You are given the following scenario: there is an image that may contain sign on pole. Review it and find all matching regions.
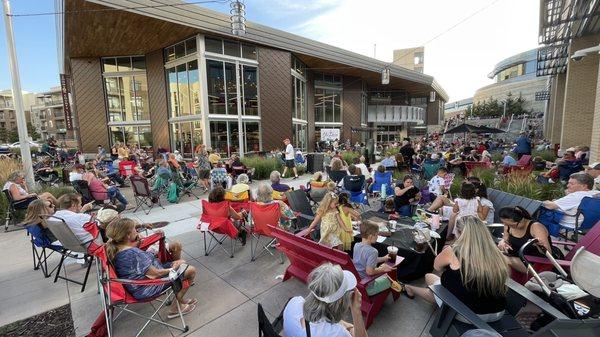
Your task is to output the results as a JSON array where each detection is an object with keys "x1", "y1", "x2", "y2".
[{"x1": 60, "y1": 74, "x2": 74, "y2": 130}]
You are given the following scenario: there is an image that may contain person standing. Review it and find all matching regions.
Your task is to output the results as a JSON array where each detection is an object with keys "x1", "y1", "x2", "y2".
[{"x1": 282, "y1": 138, "x2": 298, "y2": 179}]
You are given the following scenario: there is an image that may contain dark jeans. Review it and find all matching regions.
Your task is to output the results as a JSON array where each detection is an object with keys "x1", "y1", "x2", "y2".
[
  {"x1": 395, "y1": 204, "x2": 412, "y2": 217},
  {"x1": 107, "y1": 186, "x2": 128, "y2": 205},
  {"x1": 108, "y1": 172, "x2": 126, "y2": 186}
]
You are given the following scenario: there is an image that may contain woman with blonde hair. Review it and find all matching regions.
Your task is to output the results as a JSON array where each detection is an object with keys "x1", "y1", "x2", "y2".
[
  {"x1": 23, "y1": 199, "x2": 57, "y2": 243},
  {"x1": 306, "y1": 192, "x2": 345, "y2": 249},
  {"x1": 404, "y1": 216, "x2": 508, "y2": 322},
  {"x1": 3, "y1": 171, "x2": 57, "y2": 209},
  {"x1": 107, "y1": 218, "x2": 196, "y2": 318}
]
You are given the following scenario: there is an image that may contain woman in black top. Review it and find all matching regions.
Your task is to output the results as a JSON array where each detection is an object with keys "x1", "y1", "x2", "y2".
[
  {"x1": 498, "y1": 206, "x2": 553, "y2": 274},
  {"x1": 405, "y1": 216, "x2": 508, "y2": 321}
]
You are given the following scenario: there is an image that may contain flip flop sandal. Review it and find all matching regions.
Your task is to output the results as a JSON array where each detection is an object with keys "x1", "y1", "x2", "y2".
[
  {"x1": 182, "y1": 298, "x2": 198, "y2": 306},
  {"x1": 387, "y1": 276, "x2": 414, "y2": 299},
  {"x1": 167, "y1": 303, "x2": 196, "y2": 319}
]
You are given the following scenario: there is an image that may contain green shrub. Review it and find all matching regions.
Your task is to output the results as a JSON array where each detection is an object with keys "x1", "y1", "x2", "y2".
[
  {"x1": 470, "y1": 167, "x2": 497, "y2": 188},
  {"x1": 383, "y1": 147, "x2": 400, "y2": 157},
  {"x1": 491, "y1": 151, "x2": 503, "y2": 163},
  {"x1": 532, "y1": 149, "x2": 556, "y2": 162},
  {"x1": 38, "y1": 186, "x2": 76, "y2": 198},
  {"x1": 341, "y1": 151, "x2": 360, "y2": 164},
  {"x1": 242, "y1": 156, "x2": 280, "y2": 180}
]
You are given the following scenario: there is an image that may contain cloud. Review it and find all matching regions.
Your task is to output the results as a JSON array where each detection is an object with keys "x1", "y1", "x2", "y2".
[{"x1": 289, "y1": 0, "x2": 540, "y2": 101}]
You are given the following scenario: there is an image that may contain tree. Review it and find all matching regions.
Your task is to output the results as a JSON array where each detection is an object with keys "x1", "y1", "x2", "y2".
[
  {"x1": 0, "y1": 128, "x2": 7, "y2": 143},
  {"x1": 8, "y1": 130, "x2": 19, "y2": 143},
  {"x1": 27, "y1": 122, "x2": 40, "y2": 141},
  {"x1": 468, "y1": 93, "x2": 529, "y2": 118}
]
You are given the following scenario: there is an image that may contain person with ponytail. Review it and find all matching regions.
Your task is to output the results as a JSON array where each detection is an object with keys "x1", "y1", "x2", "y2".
[
  {"x1": 107, "y1": 218, "x2": 197, "y2": 319},
  {"x1": 498, "y1": 206, "x2": 553, "y2": 274}
]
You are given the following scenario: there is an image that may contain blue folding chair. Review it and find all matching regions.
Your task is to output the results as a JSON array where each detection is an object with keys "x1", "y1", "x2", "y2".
[
  {"x1": 370, "y1": 171, "x2": 393, "y2": 197},
  {"x1": 26, "y1": 224, "x2": 63, "y2": 278},
  {"x1": 423, "y1": 162, "x2": 442, "y2": 180},
  {"x1": 570, "y1": 197, "x2": 600, "y2": 241}
]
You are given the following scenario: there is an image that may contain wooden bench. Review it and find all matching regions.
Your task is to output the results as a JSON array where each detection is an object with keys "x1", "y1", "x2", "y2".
[
  {"x1": 269, "y1": 225, "x2": 403, "y2": 328},
  {"x1": 487, "y1": 188, "x2": 542, "y2": 223}
]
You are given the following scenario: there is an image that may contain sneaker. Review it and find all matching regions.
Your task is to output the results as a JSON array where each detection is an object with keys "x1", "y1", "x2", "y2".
[
  {"x1": 424, "y1": 209, "x2": 438, "y2": 216},
  {"x1": 293, "y1": 176, "x2": 298, "y2": 180}
]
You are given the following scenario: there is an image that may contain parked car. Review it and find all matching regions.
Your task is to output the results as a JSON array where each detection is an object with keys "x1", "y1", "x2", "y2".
[
  {"x1": 0, "y1": 144, "x2": 10, "y2": 154},
  {"x1": 9, "y1": 141, "x2": 40, "y2": 149}
]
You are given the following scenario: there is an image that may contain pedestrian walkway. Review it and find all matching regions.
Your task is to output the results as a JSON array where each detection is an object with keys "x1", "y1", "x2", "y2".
[{"x1": 0, "y1": 174, "x2": 436, "y2": 336}]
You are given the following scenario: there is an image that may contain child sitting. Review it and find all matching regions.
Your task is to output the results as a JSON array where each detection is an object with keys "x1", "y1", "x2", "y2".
[
  {"x1": 428, "y1": 167, "x2": 448, "y2": 200},
  {"x1": 306, "y1": 192, "x2": 344, "y2": 249},
  {"x1": 352, "y1": 220, "x2": 395, "y2": 295}
]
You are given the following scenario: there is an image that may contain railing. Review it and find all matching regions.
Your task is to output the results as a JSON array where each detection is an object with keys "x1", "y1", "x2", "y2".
[{"x1": 367, "y1": 105, "x2": 425, "y2": 124}]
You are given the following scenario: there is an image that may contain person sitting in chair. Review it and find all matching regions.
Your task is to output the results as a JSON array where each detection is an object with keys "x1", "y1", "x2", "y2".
[
  {"x1": 210, "y1": 162, "x2": 231, "y2": 189},
  {"x1": 53, "y1": 193, "x2": 96, "y2": 245},
  {"x1": 255, "y1": 183, "x2": 296, "y2": 230},
  {"x1": 270, "y1": 170, "x2": 291, "y2": 193},
  {"x1": 282, "y1": 263, "x2": 368, "y2": 337},
  {"x1": 3, "y1": 171, "x2": 57, "y2": 209},
  {"x1": 542, "y1": 173, "x2": 599, "y2": 231},
  {"x1": 394, "y1": 175, "x2": 420, "y2": 217},
  {"x1": 107, "y1": 218, "x2": 196, "y2": 319},
  {"x1": 23, "y1": 199, "x2": 58, "y2": 243}
]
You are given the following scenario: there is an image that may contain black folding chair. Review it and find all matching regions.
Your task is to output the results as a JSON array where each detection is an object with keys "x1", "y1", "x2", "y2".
[
  {"x1": 285, "y1": 189, "x2": 316, "y2": 232},
  {"x1": 258, "y1": 303, "x2": 282, "y2": 337},
  {"x1": 329, "y1": 170, "x2": 347, "y2": 187},
  {"x1": 71, "y1": 180, "x2": 106, "y2": 210},
  {"x1": 3, "y1": 189, "x2": 23, "y2": 232},
  {"x1": 44, "y1": 215, "x2": 96, "y2": 292},
  {"x1": 130, "y1": 175, "x2": 164, "y2": 215}
]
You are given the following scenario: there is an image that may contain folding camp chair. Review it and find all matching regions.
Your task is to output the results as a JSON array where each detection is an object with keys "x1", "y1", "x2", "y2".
[
  {"x1": 26, "y1": 224, "x2": 63, "y2": 278},
  {"x1": 285, "y1": 189, "x2": 316, "y2": 230},
  {"x1": 72, "y1": 180, "x2": 106, "y2": 207},
  {"x1": 423, "y1": 162, "x2": 442, "y2": 180},
  {"x1": 91, "y1": 233, "x2": 191, "y2": 337},
  {"x1": 44, "y1": 215, "x2": 96, "y2": 292},
  {"x1": 257, "y1": 303, "x2": 282, "y2": 337},
  {"x1": 370, "y1": 171, "x2": 393, "y2": 198},
  {"x1": 249, "y1": 202, "x2": 282, "y2": 262},
  {"x1": 118, "y1": 160, "x2": 137, "y2": 178},
  {"x1": 173, "y1": 170, "x2": 200, "y2": 201},
  {"x1": 3, "y1": 189, "x2": 23, "y2": 232},
  {"x1": 197, "y1": 200, "x2": 242, "y2": 258},
  {"x1": 329, "y1": 170, "x2": 347, "y2": 187},
  {"x1": 343, "y1": 175, "x2": 369, "y2": 210},
  {"x1": 564, "y1": 197, "x2": 600, "y2": 242},
  {"x1": 130, "y1": 175, "x2": 164, "y2": 215}
]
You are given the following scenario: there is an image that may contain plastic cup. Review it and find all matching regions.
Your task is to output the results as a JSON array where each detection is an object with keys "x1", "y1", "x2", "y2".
[
  {"x1": 388, "y1": 220, "x2": 397, "y2": 231},
  {"x1": 387, "y1": 246, "x2": 398, "y2": 263}
]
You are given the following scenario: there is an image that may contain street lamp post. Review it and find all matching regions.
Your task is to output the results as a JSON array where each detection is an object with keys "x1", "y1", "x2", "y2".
[{"x1": 2, "y1": 0, "x2": 35, "y2": 188}]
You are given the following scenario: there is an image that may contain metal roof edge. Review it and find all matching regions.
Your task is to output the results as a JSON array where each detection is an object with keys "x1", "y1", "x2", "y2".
[{"x1": 82, "y1": 0, "x2": 448, "y2": 101}]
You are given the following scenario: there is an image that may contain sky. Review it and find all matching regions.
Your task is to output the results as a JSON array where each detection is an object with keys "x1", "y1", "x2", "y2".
[{"x1": 0, "y1": 0, "x2": 540, "y2": 101}]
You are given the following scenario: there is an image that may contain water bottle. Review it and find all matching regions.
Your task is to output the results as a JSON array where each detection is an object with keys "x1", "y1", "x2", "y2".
[
  {"x1": 380, "y1": 183, "x2": 387, "y2": 200},
  {"x1": 431, "y1": 214, "x2": 440, "y2": 230}
]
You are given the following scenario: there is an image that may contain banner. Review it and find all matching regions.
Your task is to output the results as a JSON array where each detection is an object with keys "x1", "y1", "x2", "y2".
[
  {"x1": 320, "y1": 128, "x2": 340, "y2": 141},
  {"x1": 60, "y1": 74, "x2": 73, "y2": 130}
]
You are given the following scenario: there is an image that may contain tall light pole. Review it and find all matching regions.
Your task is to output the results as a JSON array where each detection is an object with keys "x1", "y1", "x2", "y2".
[{"x1": 2, "y1": 0, "x2": 35, "y2": 188}]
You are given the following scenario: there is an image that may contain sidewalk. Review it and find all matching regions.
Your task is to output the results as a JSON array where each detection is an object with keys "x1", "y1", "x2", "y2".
[{"x1": 0, "y1": 174, "x2": 436, "y2": 336}]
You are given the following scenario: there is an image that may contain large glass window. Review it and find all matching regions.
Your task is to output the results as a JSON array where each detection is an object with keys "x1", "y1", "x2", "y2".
[
  {"x1": 207, "y1": 59, "x2": 226, "y2": 114},
  {"x1": 245, "y1": 121, "x2": 260, "y2": 153},
  {"x1": 102, "y1": 56, "x2": 152, "y2": 148},
  {"x1": 166, "y1": 60, "x2": 200, "y2": 118},
  {"x1": 209, "y1": 120, "x2": 259, "y2": 156},
  {"x1": 292, "y1": 77, "x2": 306, "y2": 120},
  {"x1": 242, "y1": 66, "x2": 258, "y2": 116},
  {"x1": 314, "y1": 88, "x2": 341, "y2": 122},
  {"x1": 496, "y1": 63, "x2": 525, "y2": 82},
  {"x1": 164, "y1": 37, "x2": 197, "y2": 62},
  {"x1": 207, "y1": 60, "x2": 258, "y2": 116},
  {"x1": 110, "y1": 126, "x2": 153, "y2": 148},
  {"x1": 292, "y1": 123, "x2": 307, "y2": 152},
  {"x1": 205, "y1": 37, "x2": 257, "y2": 60},
  {"x1": 171, "y1": 121, "x2": 203, "y2": 158}
]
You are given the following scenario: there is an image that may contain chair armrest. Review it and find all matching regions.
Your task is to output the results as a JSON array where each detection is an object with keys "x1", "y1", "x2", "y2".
[
  {"x1": 550, "y1": 239, "x2": 577, "y2": 247},
  {"x1": 138, "y1": 232, "x2": 164, "y2": 250},
  {"x1": 295, "y1": 212, "x2": 315, "y2": 221},
  {"x1": 506, "y1": 279, "x2": 569, "y2": 319},
  {"x1": 429, "y1": 284, "x2": 495, "y2": 330},
  {"x1": 111, "y1": 276, "x2": 171, "y2": 286},
  {"x1": 523, "y1": 255, "x2": 572, "y2": 268}
]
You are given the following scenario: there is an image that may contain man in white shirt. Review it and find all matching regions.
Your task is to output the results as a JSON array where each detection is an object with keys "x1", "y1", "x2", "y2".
[
  {"x1": 282, "y1": 138, "x2": 298, "y2": 179},
  {"x1": 53, "y1": 193, "x2": 96, "y2": 244},
  {"x1": 69, "y1": 164, "x2": 85, "y2": 182},
  {"x1": 428, "y1": 167, "x2": 448, "y2": 199},
  {"x1": 543, "y1": 173, "x2": 599, "y2": 228}
]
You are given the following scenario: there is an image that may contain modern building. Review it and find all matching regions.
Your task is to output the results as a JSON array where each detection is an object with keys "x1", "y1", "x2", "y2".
[
  {"x1": 444, "y1": 98, "x2": 473, "y2": 118},
  {"x1": 0, "y1": 90, "x2": 35, "y2": 142},
  {"x1": 392, "y1": 47, "x2": 425, "y2": 73},
  {"x1": 537, "y1": 0, "x2": 600, "y2": 162},
  {"x1": 473, "y1": 49, "x2": 549, "y2": 115},
  {"x1": 56, "y1": 0, "x2": 447, "y2": 157},
  {"x1": 30, "y1": 87, "x2": 76, "y2": 143}
]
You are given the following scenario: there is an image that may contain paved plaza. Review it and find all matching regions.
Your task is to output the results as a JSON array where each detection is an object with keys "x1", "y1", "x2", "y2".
[{"x1": 0, "y1": 175, "x2": 436, "y2": 337}]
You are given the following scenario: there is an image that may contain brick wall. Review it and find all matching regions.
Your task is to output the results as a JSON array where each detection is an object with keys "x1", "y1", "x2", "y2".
[
  {"x1": 591, "y1": 65, "x2": 600, "y2": 162},
  {"x1": 70, "y1": 58, "x2": 109, "y2": 152},
  {"x1": 550, "y1": 73, "x2": 566, "y2": 145},
  {"x1": 258, "y1": 47, "x2": 292, "y2": 152},
  {"x1": 342, "y1": 76, "x2": 362, "y2": 142},
  {"x1": 560, "y1": 35, "x2": 600, "y2": 150},
  {"x1": 146, "y1": 49, "x2": 170, "y2": 150}
]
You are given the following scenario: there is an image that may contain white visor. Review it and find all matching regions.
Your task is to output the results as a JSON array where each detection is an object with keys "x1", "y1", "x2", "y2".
[{"x1": 311, "y1": 270, "x2": 357, "y2": 304}]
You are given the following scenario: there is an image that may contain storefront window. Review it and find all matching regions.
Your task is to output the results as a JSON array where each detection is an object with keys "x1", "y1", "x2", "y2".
[
  {"x1": 292, "y1": 77, "x2": 306, "y2": 120},
  {"x1": 171, "y1": 121, "x2": 202, "y2": 158},
  {"x1": 209, "y1": 120, "x2": 259, "y2": 156},
  {"x1": 166, "y1": 60, "x2": 200, "y2": 118},
  {"x1": 164, "y1": 37, "x2": 197, "y2": 62},
  {"x1": 292, "y1": 123, "x2": 307, "y2": 152},
  {"x1": 242, "y1": 66, "x2": 258, "y2": 116},
  {"x1": 110, "y1": 126, "x2": 153, "y2": 148},
  {"x1": 245, "y1": 121, "x2": 260, "y2": 153},
  {"x1": 314, "y1": 88, "x2": 341, "y2": 123}
]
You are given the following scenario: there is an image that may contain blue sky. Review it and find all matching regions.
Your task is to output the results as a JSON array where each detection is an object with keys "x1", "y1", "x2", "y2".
[{"x1": 0, "y1": 0, "x2": 539, "y2": 100}]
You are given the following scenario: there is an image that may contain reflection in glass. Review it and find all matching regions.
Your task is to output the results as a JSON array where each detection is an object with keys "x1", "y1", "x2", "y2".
[
  {"x1": 225, "y1": 62, "x2": 237, "y2": 115},
  {"x1": 188, "y1": 61, "x2": 201, "y2": 115},
  {"x1": 177, "y1": 64, "x2": 190, "y2": 117},
  {"x1": 185, "y1": 38, "x2": 197, "y2": 55},
  {"x1": 229, "y1": 121, "x2": 239, "y2": 154},
  {"x1": 293, "y1": 123, "x2": 307, "y2": 152},
  {"x1": 207, "y1": 60, "x2": 225, "y2": 114},
  {"x1": 117, "y1": 57, "x2": 131, "y2": 72},
  {"x1": 314, "y1": 88, "x2": 341, "y2": 122},
  {"x1": 132, "y1": 57, "x2": 145, "y2": 71},
  {"x1": 174, "y1": 42, "x2": 186, "y2": 59},
  {"x1": 205, "y1": 37, "x2": 222, "y2": 54},
  {"x1": 168, "y1": 67, "x2": 179, "y2": 118},
  {"x1": 242, "y1": 66, "x2": 258, "y2": 115},
  {"x1": 210, "y1": 121, "x2": 228, "y2": 154},
  {"x1": 224, "y1": 40, "x2": 240, "y2": 57},
  {"x1": 132, "y1": 76, "x2": 149, "y2": 120},
  {"x1": 244, "y1": 121, "x2": 260, "y2": 153},
  {"x1": 103, "y1": 58, "x2": 118, "y2": 72},
  {"x1": 138, "y1": 126, "x2": 152, "y2": 147},
  {"x1": 242, "y1": 44, "x2": 257, "y2": 60}
]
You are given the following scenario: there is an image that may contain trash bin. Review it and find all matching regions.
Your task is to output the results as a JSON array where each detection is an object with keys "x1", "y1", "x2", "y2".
[{"x1": 307, "y1": 153, "x2": 324, "y2": 174}]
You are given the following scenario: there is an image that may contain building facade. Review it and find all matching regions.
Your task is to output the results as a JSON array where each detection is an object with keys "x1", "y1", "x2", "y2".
[
  {"x1": 537, "y1": 0, "x2": 600, "y2": 162},
  {"x1": 444, "y1": 97, "x2": 473, "y2": 119},
  {"x1": 392, "y1": 47, "x2": 424, "y2": 73},
  {"x1": 0, "y1": 90, "x2": 35, "y2": 143},
  {"x1": 30, "y1": 87, "x2": 76, "y2": 143},
  {"x1": 473, "y1": 49, "x2": 549, "y2": 115},
  {"x1": 57, "y1": 0, "x2": 447, "y2": 157}
]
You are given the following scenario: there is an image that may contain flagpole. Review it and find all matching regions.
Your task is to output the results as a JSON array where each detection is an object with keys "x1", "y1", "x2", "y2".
[{"x1": 2, "y1": 0, "x2": 35, "y2": 188}]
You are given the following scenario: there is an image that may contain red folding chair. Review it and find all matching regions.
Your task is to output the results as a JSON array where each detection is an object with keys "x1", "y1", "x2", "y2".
[
  {"x1": 118, "y1": 160, "x2": 137, "y2": 178},
  {"x1": 249, "y1": 202, "x2": 282, "y2": 262},
  {"x1": 197, "y1": 200, "x2": 242, "y2": 258},
  {"x1": 89, "y1": 232, "x2": 190, "y2": 337}
]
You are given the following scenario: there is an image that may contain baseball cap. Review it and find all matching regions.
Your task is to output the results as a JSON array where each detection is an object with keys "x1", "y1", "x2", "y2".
[
  {"x1": 310, "y1": 270, "x2": 357, "y2": 303},
  {"x1": 96, "y1": 208, "x2": 119, "y2": 224},
  {"x1": 587, "y1": 162, "x2": 600, "y2": 170}
]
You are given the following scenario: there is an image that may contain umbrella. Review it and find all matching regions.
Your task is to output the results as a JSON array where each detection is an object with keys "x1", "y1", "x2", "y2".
[
  {"x1": 443, "y1": 123, "x2": 485, "y2": 134},
  {"x1": 477, "y1": 125, "x2": 505, "y2": 134}
]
